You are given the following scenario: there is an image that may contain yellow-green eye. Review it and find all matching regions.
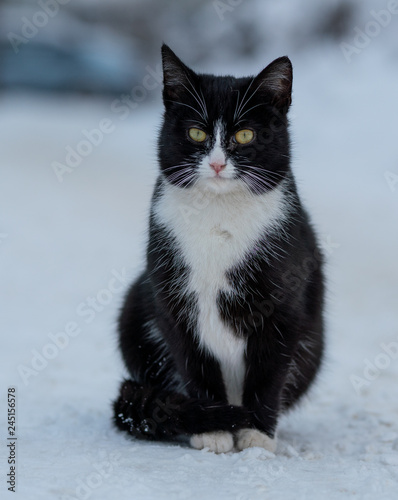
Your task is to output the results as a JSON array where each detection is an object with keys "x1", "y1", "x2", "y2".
[
  {"x1": 235, "y1": 129, "x2": 254, "y2": 145},
  {"x1": 188, "y1": 127, "x2": 207, "y2": 143}
]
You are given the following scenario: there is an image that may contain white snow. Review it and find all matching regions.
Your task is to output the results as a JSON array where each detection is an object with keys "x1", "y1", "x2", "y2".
[{"x1": 1, "y1": 34, "x2": 398, "y2": 500}]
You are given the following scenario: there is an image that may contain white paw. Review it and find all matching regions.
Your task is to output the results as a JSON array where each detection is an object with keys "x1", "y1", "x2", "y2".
[
  {"x1": 190, "y1": 431, "x2": 234, "y2": 453},
  {"x1": 236, "y1": 429, "x2": 277, "y2": 452}
]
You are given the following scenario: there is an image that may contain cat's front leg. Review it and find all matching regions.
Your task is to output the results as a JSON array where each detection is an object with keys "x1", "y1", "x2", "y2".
[
  {"x1": 235, "y1": 329, "x2": 295, "y2": 453},
  {"x1": 183, "y1": 349, "x2": 236, "y2": 453},
  {"x1": 234, "y1": 396, "x2": 279, "y2": 453},
  {"x1": 235, "y1": 428, "x2": 277, "y2": 453},
  {"x1": 190, "y1": 431, "x2": 234, "y2": 454}
]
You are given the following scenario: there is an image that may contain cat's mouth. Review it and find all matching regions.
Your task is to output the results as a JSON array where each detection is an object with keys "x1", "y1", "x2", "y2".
[
  {"x1": 206, "y1": 168, "x2": 234, "y2": 182},
  {"x1": 198, "y1": 175, "x2": 241, "y2": 194},
  {"x1": 210, "y1": 174, "x2": 228, "y2": 181}
]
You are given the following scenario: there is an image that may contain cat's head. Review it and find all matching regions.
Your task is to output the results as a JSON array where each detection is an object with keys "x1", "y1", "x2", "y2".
[{"x1": 158, "y1": 44, "x2": 292, "y2": 195}]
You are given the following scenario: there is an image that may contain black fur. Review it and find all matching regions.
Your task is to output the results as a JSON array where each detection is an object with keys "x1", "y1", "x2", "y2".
[{"x1": 113, "y1": 45, "x2": 324, "y2": 445}]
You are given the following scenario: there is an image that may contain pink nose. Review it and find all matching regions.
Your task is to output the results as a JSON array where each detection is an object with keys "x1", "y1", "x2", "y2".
[{"x1": 210, "y1": 161, "x2": 226, "y2": 174}]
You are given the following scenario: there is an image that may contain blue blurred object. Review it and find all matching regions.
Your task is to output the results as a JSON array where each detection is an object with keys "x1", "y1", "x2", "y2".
[
  {"x1": 0, "y1": 41, "x2": 141, "y2": 94},
  {"x1": 0, "y1": 1, "x2": 142, "y2": 95}
]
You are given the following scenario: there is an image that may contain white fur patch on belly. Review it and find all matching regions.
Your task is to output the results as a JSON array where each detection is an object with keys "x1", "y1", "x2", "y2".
[{"x1": 154, "y1": 179, "x2": 287, "y2": 405}]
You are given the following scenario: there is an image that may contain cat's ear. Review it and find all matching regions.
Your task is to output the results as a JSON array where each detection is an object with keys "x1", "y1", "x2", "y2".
[
  {"x1": 161, "y1": 44, "x2": 197, "y2": 103},
  {"x1": 254, "y1": 56, "x2": 293, "y2": 111}
]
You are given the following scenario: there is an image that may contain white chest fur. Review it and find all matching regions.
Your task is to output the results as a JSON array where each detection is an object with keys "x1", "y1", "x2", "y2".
[{"x1": 154, "y1": 180, "x2": 286, "y2": 405}]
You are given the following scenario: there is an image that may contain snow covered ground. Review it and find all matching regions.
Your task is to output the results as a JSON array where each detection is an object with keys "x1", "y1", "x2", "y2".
[{"x1": 1, "y1": 36, "x2": 398, "y2": 500}]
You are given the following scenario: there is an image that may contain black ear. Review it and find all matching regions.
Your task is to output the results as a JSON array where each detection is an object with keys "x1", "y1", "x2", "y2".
[
  {"x1": 254, "y1": 56, "x2": 293, "y2": 110},
  {"x1": 161, "y1": 44, "x2": 197, "y2": 102}
]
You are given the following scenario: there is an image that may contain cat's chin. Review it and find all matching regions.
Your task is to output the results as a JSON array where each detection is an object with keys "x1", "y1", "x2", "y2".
[{"x1": 196, "y1": 176, "x2": 242, "y2": 195}]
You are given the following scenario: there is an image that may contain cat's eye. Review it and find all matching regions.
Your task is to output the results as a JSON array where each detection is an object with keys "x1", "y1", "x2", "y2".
[
  {"x1": 235, "y1": 129, "x2": 254, "y2": 145},
  {"x1": 188, "y1": 127, "x2": 207, "y2": 143}
]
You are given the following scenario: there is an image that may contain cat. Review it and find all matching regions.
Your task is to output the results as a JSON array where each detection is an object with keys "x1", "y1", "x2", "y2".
[{"x1": 113, "y1": 44, "x2": 325, "y2": 454}]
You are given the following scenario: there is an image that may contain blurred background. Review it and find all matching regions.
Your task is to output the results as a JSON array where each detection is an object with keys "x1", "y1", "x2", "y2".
[
  {"x1": 2, "y1": 0, "x2": 396, "y2": 93},
  {"x1": 1, "y1": 1, "x2": 398, "y2": 496}
]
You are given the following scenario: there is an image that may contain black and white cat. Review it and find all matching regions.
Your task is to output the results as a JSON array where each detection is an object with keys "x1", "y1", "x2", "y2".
[{"x1": 113, "y1": 45, "x2": 324, "y2": 453}]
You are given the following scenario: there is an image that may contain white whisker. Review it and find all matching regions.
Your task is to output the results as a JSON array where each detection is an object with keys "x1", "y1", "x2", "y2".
[
  {"x1": 233, "y1": 90, "x2": 241, "y2": 123},
  {"x1": 166, "y1": 100, "x2": 206, "y2": 121},
  {"x1": 235, "y1": 81, "x2": 264, "y2": 123},
  {"x1": 236, "y1": 164, "x2": 286, "y2": 180},
  {"x1": 198, "y1": 88, "x2": 209, "y2": 121},
  {"x1": 236, "y1": 102, "x2": 266, "y2": 121},
  {"x1": 243, "y1": 171, "x2": 275, "y2": 194},
  {"x1": 163, "y1": 163, "x2": 196, "y2": 172},
  {"x1": 234, "y1": 77, "x2": 255, "y2": 122},
  {"x1": 186, "y1": 120, "x2": 207, "y2": 128},
  {"x1": 181, "y1": 81, "x2": 208, "y2": 122}
]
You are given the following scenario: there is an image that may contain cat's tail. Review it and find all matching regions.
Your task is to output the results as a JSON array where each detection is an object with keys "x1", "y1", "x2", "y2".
[{"x1": 113, "y1": 379, "x2": 251, "y2": 440}]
